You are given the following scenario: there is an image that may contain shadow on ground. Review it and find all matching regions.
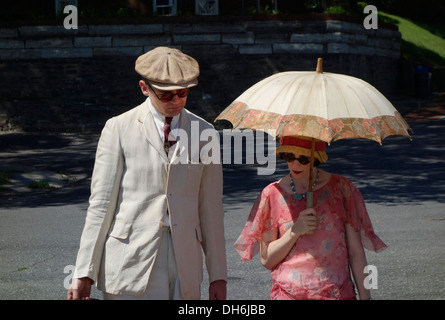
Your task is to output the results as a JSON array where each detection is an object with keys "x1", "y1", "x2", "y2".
[
  {"x1": 1, "y1": 118, "x2": 444, "y2": 209},
  {"x1": 223, "y1": 119, "x2": 445, "y2": 206}
]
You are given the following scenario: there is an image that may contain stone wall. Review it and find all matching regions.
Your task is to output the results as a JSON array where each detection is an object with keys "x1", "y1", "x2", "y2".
[{"x1": 0, "y1": 17, "x2": 401, "y2": 133}]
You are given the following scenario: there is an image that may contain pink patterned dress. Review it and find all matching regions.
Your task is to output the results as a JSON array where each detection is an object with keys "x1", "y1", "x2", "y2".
[{"x1": 234, "y1": 174, "x2": 387, "y2": 300}]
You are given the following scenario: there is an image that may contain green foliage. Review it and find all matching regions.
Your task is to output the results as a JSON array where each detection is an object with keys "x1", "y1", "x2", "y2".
[
  {"x1": 379, "y1": 11, "x2": 445, "y2": 66},
  {"x1": 28, "y1": 180, "x2": 51, "y2": 189},
  {"x1": 246, "y1": 5, "x2": 280, "y2": 15},
  {"x1": 0, "y1": 171, "x2": 10, "y2": 185},
  {"x1": 324, "y1": 6, "x2": 348, "y2": 14}
]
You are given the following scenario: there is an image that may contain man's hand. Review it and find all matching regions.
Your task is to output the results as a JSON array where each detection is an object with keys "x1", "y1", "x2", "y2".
[
  {"x1": 67, "y1": 277, "x2": 93, "y2": 300},
  {"x1": 209, "y1": 279, "x2": 227, "y2": 300}
]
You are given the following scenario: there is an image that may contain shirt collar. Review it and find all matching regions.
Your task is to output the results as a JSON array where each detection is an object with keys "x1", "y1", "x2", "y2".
[{"x1": 147, "y1": 99, "x2": 180, "y2": 129}]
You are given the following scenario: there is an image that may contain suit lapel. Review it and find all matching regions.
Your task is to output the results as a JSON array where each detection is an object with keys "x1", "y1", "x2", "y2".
[{"x1": 137, "y1": 100, "x2": 169, "y2": 162}]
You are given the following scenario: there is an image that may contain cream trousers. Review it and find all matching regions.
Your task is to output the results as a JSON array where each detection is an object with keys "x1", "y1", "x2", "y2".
[{"x1": 102, "y1": 228, "x2": 182, "y2": 300}]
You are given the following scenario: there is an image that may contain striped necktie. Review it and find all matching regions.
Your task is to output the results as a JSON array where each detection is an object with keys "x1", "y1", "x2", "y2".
[{"x1": 163, "y1": 117, "x2": 176, "y2": 153}]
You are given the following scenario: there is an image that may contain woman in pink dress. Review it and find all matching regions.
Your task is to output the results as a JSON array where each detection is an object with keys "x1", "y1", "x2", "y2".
[{"x1": 234, "y1": 136, "x2": 387, "y2": 300}]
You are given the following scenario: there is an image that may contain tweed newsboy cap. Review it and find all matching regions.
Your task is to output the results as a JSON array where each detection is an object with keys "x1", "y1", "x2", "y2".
[{"x1": 135, "y1": 47, "x2": 200, "y2": 90}]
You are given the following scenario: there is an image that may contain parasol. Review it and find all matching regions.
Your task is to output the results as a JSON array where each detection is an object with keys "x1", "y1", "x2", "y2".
[{"x1": 216, "y1": 58, "x2": 412, "y2": 209}]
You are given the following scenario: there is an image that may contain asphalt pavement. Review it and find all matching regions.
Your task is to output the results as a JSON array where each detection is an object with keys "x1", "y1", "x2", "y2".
[{"x1": 1, "y1": 96, "x2": 444, "y2": 300}]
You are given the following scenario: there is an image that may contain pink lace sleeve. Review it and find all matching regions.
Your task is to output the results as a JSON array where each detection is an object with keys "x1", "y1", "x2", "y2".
[
  {"x1": 339, "y1": 177, "x2": 387, "y2": 252},
  {"x1": 234, "y1": 184, "x2": 278, "y2": 260}
]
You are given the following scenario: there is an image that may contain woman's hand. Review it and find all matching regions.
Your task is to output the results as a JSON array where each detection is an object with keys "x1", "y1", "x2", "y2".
[
  {"x1": 260, "y1": 208, "x2": 317, "y2": 270},
  {"x1": 291, "y1": 208, "x2": 317, "y2": 237}
]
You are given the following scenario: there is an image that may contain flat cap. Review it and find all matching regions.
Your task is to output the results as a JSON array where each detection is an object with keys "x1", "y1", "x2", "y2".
[{"x1": 135, "y1": 47, "x2": 200, "y2": 90}]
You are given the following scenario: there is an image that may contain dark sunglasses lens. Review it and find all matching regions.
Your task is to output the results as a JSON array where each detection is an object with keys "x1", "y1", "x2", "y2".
[
  {"x1": 283, "y1": 153, "x2": 296, "y2": 162},
  {"x1": 282, "y1": 153, "x2": 310, "y2": 164},
  {"x1": 160, "y1": 89, "x2": 189, "y2": 102},
  {"x1": 298, "y1": 156, "x2": 310, "y2": 165},
  {"x1": 177, "y1": 89, "x2": 189, "y2": 97},
  {"x1": 160, "y1": 93, "x2": 174, "y2": 102}
]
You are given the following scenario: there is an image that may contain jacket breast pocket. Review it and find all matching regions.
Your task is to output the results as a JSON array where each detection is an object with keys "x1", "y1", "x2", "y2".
[{"x1": 103, "y1": 219, "x2": 131, "y2": 280}]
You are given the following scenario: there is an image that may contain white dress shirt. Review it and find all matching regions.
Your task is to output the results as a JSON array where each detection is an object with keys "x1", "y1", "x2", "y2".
[{"x1": 147, "y1": 99, "x2": 180, "y2": 143}]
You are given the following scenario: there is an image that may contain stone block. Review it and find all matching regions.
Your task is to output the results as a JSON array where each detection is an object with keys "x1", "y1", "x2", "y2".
[
  {"x1": 222, "y1": 32, "x2": 254, "y2": 45},
  {"x1": 0, "y1": 28, "x2": 18, "y2": 38},
  {"x1": 164, "y1": 24, "x2": 194, "y2": 34},
  {"x1": 89, "y1": 24, "x2": 163, "y2": 35},
  {"x1": 327, "y1": 43, "x2": 350, "y2": 54},
  {"x1": 375, "y1": 47, "x2": 399, "y2": 58},
  {"x1": 246, "y1": 20, "x2": 302, "y2": 33},
  {"x1": 273, "y1": 43, "x2": 323, "y2": 54},
  {"x1": 295, "y1": 20, "x2": 327, "y2": 33},
  {"x1": 143, "y1": 45, "x2": 182, "y2": 53},
  {"x1": 74, "y1": 37, "x2": 112, "y2": 48},
  {"x1": 19, "y1": 25, "x2": 88, "y2": 36},
  {"x1": 377, "y1": 38, "x2": 394, "y2": 49},
  {"x1": 0, "y1": 49, "x2": 41, "y2": 60},
  {"x1": 349, "y1": 45, "x2": 375, "y2": 56},
  {"x1": 191, "y1": 22, "x2": 246, "y2": 33},
  {"x1": 173, "y1": 34, "x2": 221, "y2": 45},
  {"x1": 26, "y1": 38, "x2": 73, "y2": 49},
  {"x1": 326, "y1": 20, "x2": 364, "y2": 34},
  {"x1": 291, "y1": 33, "x2": 342, "y2": 43},
  {"x1": 340, "y1": 33, "x2": 368, "y2": 44},
  {"x1": 255, "y1": 32, "x2": 288, "y2": 44},
  {"x1": 112, "y1": 35, "x2": 171, "y2": 47},
  {"x1": 0, "y1": 39, "x2": 24, "y2": 49},
  {"x1": 181, "y1": 44, "x2": 236, "y2": 56},
  {"x1": 93, "y1": 47, "x2": 143, "y2": 56},
  {"x1": 41, "y1": 48, "x2": 92, "y2": 59},
  {"x1": 239, "y1": 44, "x2": 272, "y2": 55}
]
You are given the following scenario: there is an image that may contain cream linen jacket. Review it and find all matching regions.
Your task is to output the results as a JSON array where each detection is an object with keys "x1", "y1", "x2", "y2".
[{"x1": 73, "y1": 99, "x2": 227, "y2": 299}]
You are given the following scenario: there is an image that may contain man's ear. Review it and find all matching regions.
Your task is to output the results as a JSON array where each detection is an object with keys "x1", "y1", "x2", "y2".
[{"x1": 139, "y1": 80, "x2": 149, "y2": 96}]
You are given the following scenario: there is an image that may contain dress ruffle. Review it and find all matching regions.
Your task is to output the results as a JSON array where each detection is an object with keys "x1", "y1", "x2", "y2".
[
  {"x1": 233, "y1": 192, "x2": 272, "y2": 261},
  {"x1": 336, "y1": 177, "x2": 387, "y2": 253}
]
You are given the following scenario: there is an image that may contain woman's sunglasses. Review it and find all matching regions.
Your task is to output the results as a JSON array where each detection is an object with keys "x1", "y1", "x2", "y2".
[
  {"x1": 280, "y1": 153, "x2": 311, "y2": 165},
  {"x1": 147, "y1": 82, "x2": 190, "y2": 103}
]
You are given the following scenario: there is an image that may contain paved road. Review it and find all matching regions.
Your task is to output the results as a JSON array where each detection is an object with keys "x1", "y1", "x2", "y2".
[{"x1": 1, "y1": 116, "x2": 444, "y2": 300}]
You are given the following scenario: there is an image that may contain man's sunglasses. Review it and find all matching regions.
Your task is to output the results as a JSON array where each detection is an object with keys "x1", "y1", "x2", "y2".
[
  {"x1": 147, "y1": 82, "x2": 190, "y2": 103},
  {"x1": 280, "y1": 153, "x2": 311, "y2": 165}
]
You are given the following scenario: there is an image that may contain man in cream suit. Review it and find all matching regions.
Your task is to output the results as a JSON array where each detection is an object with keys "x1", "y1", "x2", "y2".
[{"x1": 67, "y1": 47, "x2": 227, "y2": 300}]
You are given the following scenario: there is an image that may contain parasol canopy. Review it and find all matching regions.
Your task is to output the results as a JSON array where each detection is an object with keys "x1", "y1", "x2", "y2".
[
  {"x1": 215, "y1": 58, "x2": 412, "y2": 144},
  {"x1": 216, "y1": 58, "x2": 412, "y2": 210}
]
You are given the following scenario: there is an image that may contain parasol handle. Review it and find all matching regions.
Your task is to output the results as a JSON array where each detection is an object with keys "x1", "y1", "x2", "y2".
[
  {"x1": 307, "y1": 138, "x2": 316, "y2": 207},
  {"x1": 307, "y1": 192, "x2": 314, "y2": 209},
  {"x1": 306, "y1": 139, "x2": 316, "y2": 234},
  {"x1": 316, "y1": 58, "x2": 323, "y2": 74}
]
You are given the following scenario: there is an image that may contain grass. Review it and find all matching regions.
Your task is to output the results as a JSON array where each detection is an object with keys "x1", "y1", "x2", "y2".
[
  {"x1": 0, "y1": 171, "x2": 10, "y2": 185},
  {"x1": 0, "y1": 171, "x2": 12, "y2": 192},
  {"x1": 28, "y1": 180, "x2": 51, "y2": 189},
  {"x1": 379, "y1": 11, "x2": 445, "y2": 67}
]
